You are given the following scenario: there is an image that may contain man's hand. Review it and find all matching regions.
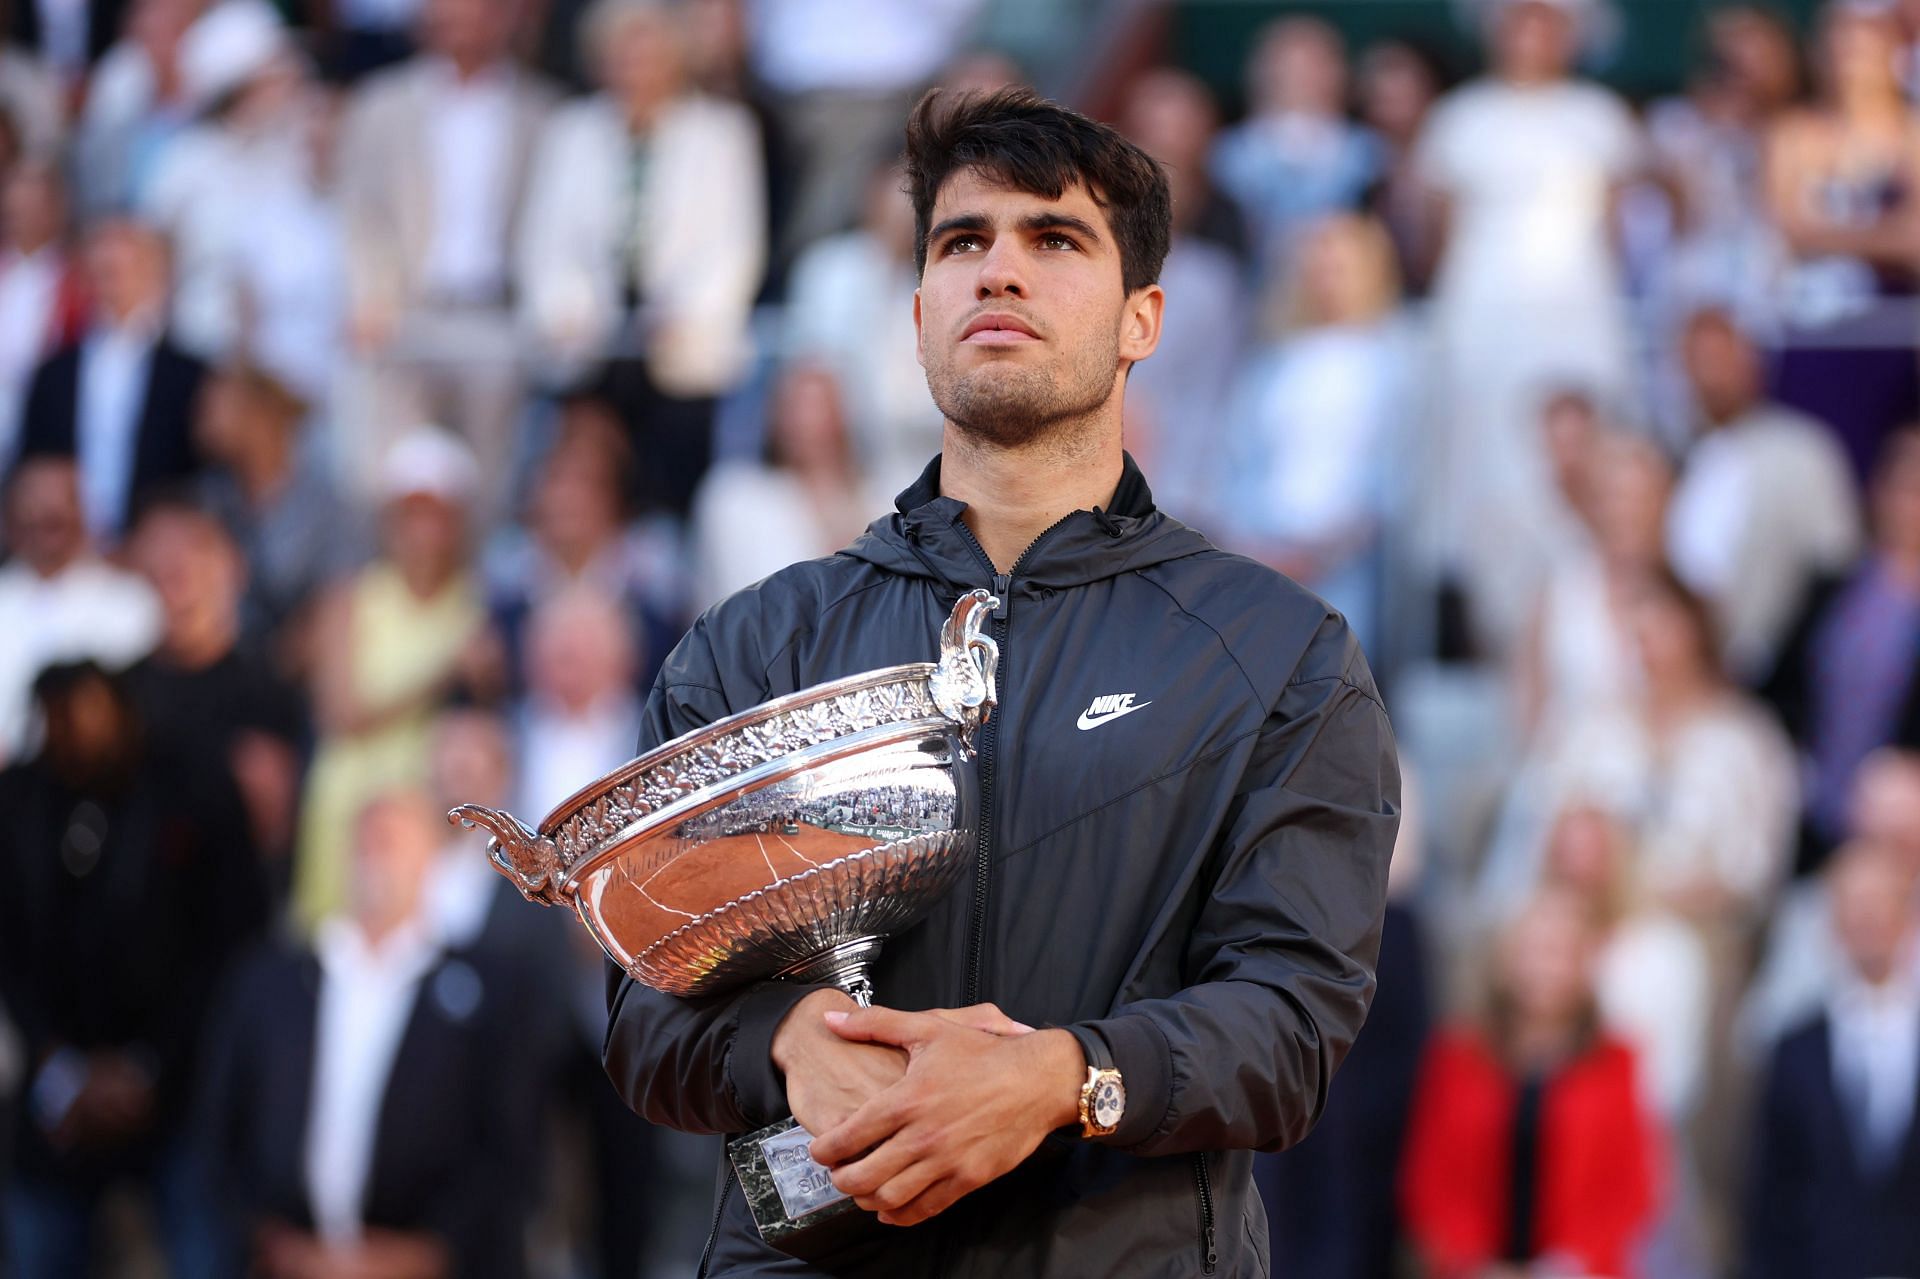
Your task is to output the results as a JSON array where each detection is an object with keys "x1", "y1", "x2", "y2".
[
  {"x1": 771, "y1": 989, "x2": 908, "y2": 1138},
  {"x1": 807, "y1": 1007, "x2": 1087, "y2": 1228}
]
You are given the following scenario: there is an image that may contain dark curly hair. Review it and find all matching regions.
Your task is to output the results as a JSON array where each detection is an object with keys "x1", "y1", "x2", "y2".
[{"x1": 903, "y1": 86, "x2": 1172, "y2": 295}]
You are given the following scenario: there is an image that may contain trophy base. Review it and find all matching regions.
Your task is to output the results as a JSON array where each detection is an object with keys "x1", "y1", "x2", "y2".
[
  {"x1": 775, "y1": 936, "x2": 882, "y2": 1006},
  {"x1": 728, "y1": 1115, "x2": 864, "y2": 1258}
]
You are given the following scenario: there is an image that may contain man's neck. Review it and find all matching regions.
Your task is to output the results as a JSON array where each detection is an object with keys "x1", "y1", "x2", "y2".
[{"x1": 938, "y1": 422, "x2": 1124, "y2": 575}]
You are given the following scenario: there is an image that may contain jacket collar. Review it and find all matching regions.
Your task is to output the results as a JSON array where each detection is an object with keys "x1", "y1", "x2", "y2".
[{"x1": 844, "y1": 451, "x2": 1210, "y2": 596}]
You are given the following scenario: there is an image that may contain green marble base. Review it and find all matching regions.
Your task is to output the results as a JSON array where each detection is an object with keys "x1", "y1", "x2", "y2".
[{"x1": 727, "y1": 1115, "x2": 865, "y2": 1258}]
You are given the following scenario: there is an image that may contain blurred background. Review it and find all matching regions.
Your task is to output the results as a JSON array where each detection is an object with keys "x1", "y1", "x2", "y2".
[{"x1": 0, "y1": 0, "x2": 1918, "y2": 1276}]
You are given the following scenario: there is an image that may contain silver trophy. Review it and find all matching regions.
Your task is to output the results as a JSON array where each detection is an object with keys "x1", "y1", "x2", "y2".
[{"x1": 449, "y1": 590, "x2": 1000, "y2": 1254}]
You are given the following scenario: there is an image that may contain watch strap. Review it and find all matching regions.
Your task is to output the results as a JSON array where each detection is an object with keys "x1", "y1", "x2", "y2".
[{"x1": 1063, "y1": 1024, "x2": 1115, "y2": 1073}]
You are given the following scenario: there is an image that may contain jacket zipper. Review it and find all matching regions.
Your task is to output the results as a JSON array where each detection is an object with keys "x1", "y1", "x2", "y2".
[
  {"x1": 951, "y1": 514, "x2": 1074, "y2": 1005},
  {"x1": 695, "y1": 1168, "x2": 733, "y2": 1279},
  {"x1": 1192, "y1": 1153, "x2": 1219, "y2": 1273}
]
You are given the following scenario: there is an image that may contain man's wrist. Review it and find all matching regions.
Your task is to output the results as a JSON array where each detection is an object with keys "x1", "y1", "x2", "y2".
[
  {"x1": 769, "y1": 988, "x2": 858, "y2": 1075},
  {"x1": 1022, "y1": 1028, "x2": 1089, "y2": 1131}
]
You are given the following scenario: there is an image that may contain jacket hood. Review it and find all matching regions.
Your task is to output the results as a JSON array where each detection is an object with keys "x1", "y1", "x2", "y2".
[{"x1": 843, "y1": 452, "x2": 1214, "y2": 597}]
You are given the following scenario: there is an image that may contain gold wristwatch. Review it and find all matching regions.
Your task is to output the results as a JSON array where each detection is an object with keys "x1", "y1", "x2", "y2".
[{"x1": 1076, "y1": 1037, "x2": 1126, "y2": 1139}]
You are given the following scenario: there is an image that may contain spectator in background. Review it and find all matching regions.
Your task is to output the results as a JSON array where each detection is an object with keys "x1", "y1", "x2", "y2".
[
  {"x1": 125, "y1": 492, "x2": 307, "y2": 900},
  {"x1": 0, "y1": 157, "x2": 85, "y2": 473},
  {"x1": 0, "y1": 660, "x2": 259, "y2": 1279},
  {"x1": 781, "y1": 157, "x2": 939, "y2": 500},
  {"x1": 1515, "y1": 408, "x2": 1669, "y2": 739},
  {"x1": 1643, "y1": 6, "x2": 1801, "y2": 326},
  {"x1": 1741, "y1": 751, "x2": 1920, "y2": 1058},
  {"x1": 482, "y1": 397, "x2": 684, "y2": 694},
  {"x1": 1502, "y1": 568, "x2": 1798, "y2": 933},
  {"x1": 1401, "y1": 888, "x2": 1664, "y2": 1279},
  {"x1": 1765, "y1": 424, "x2": 1920, "y2": 870},
  {"x1": 747, "y1": 0, "x2": 982, "y2": 255},
  {"x1": 336, "y1": 0, "x2": 557, "y2": 522},
  {"x1": 73, "y1": 0, "x2": 204, "y2": 216},
  {"x1": 1765, "y1": 0, "x2": 1920, "y2": 479},
  {"x1": 689, "y1": 360, "x2": 878, "y2": 613},
  {"x1": 17, "y1": 216, "x2": 207, "y2": 544},
  {"x1": 1666, "y1": 305, "x2": 1861, "y2": 682},
  {"x1": 1219, "y1": 213, "x2": 1409, "y2": 651},
  {"x1": 1211, "y1": 17, "x2": 1382, "y2": 287},
  {"x1": 199, "y1": 787, "x2": 540, "y2": 1279},
  {"x1": 0, "y1": 457, "x2": 159, "y2": 766},
  {"x1": 141, "y1": 0, "x2": 318, "y2": 367},
  {"x1": 1116, "y1": 67, "x2": 1250, "y2": 524},
  {"x1": 513, "y1": 585, "x2": 642, "y2": 819},
  {"x1": 1356, "y1": 38, "x2": 1446, "y2": 296},
  {"x1": 0, "y1": 0, "x2": 64, "y2": 157},
  {"x1": 295, "y1": 426, "x2": 498, "y2": 932},
  {"x1": 1744, "y1": 840, "x2": 1920, "y2": 1279},
  {"x1": 194, "y1": 362, "x2": 356, "y2": 671},
  {"x1": 518, "y1": 0, "x2": 765, "y2": 519},
  {"x1": 1415, "y1": 0, "x2": 1643, "y2": 657}
]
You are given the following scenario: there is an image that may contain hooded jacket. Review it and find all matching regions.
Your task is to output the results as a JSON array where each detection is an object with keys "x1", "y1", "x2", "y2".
[{"x1": 603, "y1": 454, "x2": 1400, "y2": 1277}]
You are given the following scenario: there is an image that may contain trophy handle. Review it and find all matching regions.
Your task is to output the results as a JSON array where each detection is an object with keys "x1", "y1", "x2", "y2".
[
  {"x1": 448, "y1": 804, "x2": 566, "y2": 906},
  {"x1": 930, "y1": 588, "x2": 1000, "y2": 753}
]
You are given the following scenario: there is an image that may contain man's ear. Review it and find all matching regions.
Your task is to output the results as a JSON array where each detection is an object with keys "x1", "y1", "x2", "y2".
[
  {"x1": 1118, "y1": 284, "x2": 1165, "y2": 366},
  {"x1": 913, "y1": 289, "x2": 928, "y2": 370}
]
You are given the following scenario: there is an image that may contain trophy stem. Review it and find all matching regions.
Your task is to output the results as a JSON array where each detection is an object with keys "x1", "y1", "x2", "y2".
[{"x1": 777, "y1": 936, "x2": 883, "y2": 1006}]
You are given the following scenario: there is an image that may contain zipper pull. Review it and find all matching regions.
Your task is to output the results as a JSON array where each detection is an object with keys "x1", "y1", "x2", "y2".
[
  {"x1": 991, "y1": 574, "x2": 1011, "y2": 621},
  {"x1": 1203, "y1": 1224, "x2": 1218, "y2": 1272}
]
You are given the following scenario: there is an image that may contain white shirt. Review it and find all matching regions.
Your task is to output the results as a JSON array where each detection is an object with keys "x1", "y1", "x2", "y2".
[
  {"x1": 0, "y1": 557, "x2": 161, "y2": 764},
  {"x1": 1417, "y1": 79, "x2": 1640, "y2": 310},
  {"x1": 32, "y1": 0, "x2": 88, "y2": 76},
  {"x1": 76, "y1": 316, "x2": 158, "y2": 542},
  {"x1": 305, "y1": 917, "x2": 441, "y2": 1245},
  {"x1": 1667, "y1": 427, "x2": 1750, "y2": 597},
  {"x1": 421, "y1": 62, "x2": 516, "y2": 303},
  {"x1": 517, "y1": 693, "x2": 644, "y2": 819},
  {"x1": 748, "y1": 0, "x2": 983, "y2": 95},
  {"x1": 0, "y1": 248, "x2": 61, "y2": 468},
  {"x1": 1829, "y1": 966, "x2": 1920, "y2": 1173}
]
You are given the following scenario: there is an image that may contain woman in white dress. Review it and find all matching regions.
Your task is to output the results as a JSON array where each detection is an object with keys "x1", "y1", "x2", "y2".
[{"x1": 1415, "y1": 0, "x2": 1644, "y2": 655}]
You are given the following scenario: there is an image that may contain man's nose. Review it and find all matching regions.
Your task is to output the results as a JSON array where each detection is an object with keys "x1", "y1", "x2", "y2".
[{"x1": 975, "y1": 240, "x2": 1027, "y2": 299}]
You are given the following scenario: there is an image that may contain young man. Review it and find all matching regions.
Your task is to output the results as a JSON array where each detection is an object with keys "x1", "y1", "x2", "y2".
[{"x1": 603, "y1": 87, "x2": 1400, "y2": 1277}]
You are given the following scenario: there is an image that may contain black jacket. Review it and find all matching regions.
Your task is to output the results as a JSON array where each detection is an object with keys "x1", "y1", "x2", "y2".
[
  {"x1": 18, "y1": 335, "x2": 206, "y2": 535},
  {"x1": 603, "y1": 455, "x2": 1400, "y2": 1277},
  {"x1": 196, "y1": 941, "x2": 543, "y2": 1279},
  {"x1": 1743, "y1": 1013, "x2": 1920, "y2": 1279}
]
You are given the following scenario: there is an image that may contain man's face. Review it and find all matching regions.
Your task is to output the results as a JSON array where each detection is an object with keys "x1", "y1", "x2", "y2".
[
  {"x1": 1683, "y1": 314, "x2": 1761, "y2": 424},
  {"x1": 6, "y1": 459, "x2": 86, "y2": 576},
  {"x1": 914, "y1": 170, "x2": 1159, "y2": 450}
]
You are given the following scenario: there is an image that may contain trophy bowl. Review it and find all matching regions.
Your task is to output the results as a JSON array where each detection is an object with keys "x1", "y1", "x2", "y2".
[{"x1": 448, "y1": 589, "x2": 1000, "y2": 1007}]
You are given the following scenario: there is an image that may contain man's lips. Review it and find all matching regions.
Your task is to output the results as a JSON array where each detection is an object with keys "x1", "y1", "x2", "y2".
[{"x1": 961, "y1": 313, "x2": 1041, "y2": 344}]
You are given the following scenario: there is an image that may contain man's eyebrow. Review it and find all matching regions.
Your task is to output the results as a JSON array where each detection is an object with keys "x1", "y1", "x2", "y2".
[
  {"x1": 925, "y1": 210, "x2": 1106, "y2": 246},
  {"x1": 1017, "y1": 211, "x2": 1103, "y2": 244},
  {"x1": 927, "y1": 213, "x2": 991, "y2": 244}
]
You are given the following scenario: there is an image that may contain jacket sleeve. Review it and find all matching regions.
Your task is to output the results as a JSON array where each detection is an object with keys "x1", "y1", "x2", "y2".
[
  {"x1": 1068, "y1": 664, "x2": 1399, "y2": 1157},
  {"x1": 600, "y1": 615, "x2": 830, "y2": 1135}
]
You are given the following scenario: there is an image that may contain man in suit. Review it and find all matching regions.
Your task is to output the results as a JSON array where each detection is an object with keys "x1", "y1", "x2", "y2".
[
  {"x1": 1745, "y1": 840, "x2": 1920, "y2": 1279},
  {"x1": 198, "y1": 786, "x2": 543, "y2": 1279},
  {"x1": 336, "y1": 0, "x2": 557, "y2": 523},
  {"x1": 5, "y1": 0, "x2": 128, "y2": 79},
  {"x1": 17, "y1": 216, "x2": 206, "y2": 544}
]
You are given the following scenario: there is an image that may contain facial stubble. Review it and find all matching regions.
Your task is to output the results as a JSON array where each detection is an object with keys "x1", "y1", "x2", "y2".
[{"x1": 926, "y1": 323, "x2": 1123, "y2": 452}]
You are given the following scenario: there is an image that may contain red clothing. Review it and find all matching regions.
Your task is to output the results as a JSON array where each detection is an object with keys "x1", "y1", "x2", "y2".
[{"x1": 1399, "y1": 1028, "x2": 1663, "y2": 1279}]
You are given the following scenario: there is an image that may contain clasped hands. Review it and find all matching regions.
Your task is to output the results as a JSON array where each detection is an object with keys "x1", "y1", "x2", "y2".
[{"x1": 768, "y1": 988, "x2": 1089, "y2": 1228}]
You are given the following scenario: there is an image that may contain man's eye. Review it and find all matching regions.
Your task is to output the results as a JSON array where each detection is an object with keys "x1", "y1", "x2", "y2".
[
  {"x1": 1040, "y1": 233, "x2": 1078, "y2": 250},
  {"x1": 946, "y1": 235, "x2": 983, "y2": 254}
]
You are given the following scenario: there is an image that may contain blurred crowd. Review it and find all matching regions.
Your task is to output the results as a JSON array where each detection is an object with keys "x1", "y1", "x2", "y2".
[{"x1": 0, "y1": 0, "x2": 1918, "y2": 1276}]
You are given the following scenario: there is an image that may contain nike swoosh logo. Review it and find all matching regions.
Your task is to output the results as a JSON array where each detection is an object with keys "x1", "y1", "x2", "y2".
[{"x1": 1076, "y1": 701, "x2": 1152, "y2": 731}]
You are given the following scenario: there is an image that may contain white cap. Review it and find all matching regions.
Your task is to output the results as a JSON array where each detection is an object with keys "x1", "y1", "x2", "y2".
[
  {"x1": 380, "y1": 426, "x2": 480, "y2": 507},
  {"x1": 180, "y1": 0, "x2": 292, "y2": 112}
]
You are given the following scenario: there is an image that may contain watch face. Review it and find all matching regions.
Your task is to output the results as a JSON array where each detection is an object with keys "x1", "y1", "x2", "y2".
[{"x1": 1093, "y1": 1077, "x2": 1125, "y2": 1129}]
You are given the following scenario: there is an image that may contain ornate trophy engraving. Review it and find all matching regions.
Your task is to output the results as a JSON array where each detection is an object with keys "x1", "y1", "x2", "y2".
[{"x1": 449, "y1": 589, "x2": 1000, "y2": 1255}]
